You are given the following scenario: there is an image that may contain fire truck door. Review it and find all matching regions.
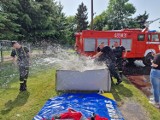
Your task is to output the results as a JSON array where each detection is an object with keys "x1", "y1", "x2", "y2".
[
  {"x1": 121, "y1": 39, "x2": 132, "y2": 51},
  {"x1": 136, "y1": 34, "x2": 146, "y2": 54},
  {"x1": 146, "y1": 33, "x2": 160, "y2": 53}
]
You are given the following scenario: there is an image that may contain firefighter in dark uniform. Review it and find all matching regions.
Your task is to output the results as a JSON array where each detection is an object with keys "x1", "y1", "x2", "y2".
[
  {"x1": 93, "y1": 45, "x2": 122, "y2": 85},
  {"x1": 112, "y1": 42, "x2": 127, "y2": 77},
  {"x1": 97, "y1": 42, "x2": 104, "y2": 52},
  {"x1": 11, "y1": 41, "x2": 30, "y2": 91},
  {"x1": 95, "y1": 42, "x2": 106, "y2": 63}
]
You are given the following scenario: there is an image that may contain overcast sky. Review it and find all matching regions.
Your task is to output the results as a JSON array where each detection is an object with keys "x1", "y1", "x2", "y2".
[{"x1": 56, "y1": 0, "x2": 160, "y2": 30}]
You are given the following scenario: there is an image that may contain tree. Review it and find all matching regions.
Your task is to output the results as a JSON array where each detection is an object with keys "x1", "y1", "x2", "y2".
[
  {"x1": 53, "y1": 2, "x2": 68, "y2": 44},
  {"x1": 106, "y1": 0, "x2": 136, "y2": 30},
  {"x1": 94, "y1": 11, "x2": 149, "y2": 30},
  {"x1": 0, "y1": 0, "x2": 68, "y2": 44},
  {"x1": 123, "y1": 11, "x2": 149, "y2": 29},
  {"x1": 92, "y1": 0, "x2": 137, "y2": 30},
  {"x1": 93, "y1": 11, "x2": 107, "y2": 30},
  {"x1": 28, "y1": 0, "x2": 67, "y2": 44},
  {"x1": 0, "y1": 0, "x2": 37, "y2": 41},
  {"x1": 135, "y1": 11, "x2": 149, "y2": 29},
  {"x1": 0, "y1": 1, "x2": 21, "y2": 40},
  {"x1": 75, "y1": 2, "x2": 88, "y2": 32},
  {"x1": 65, "y1": 16, "x2": 76, "y2": 45}
]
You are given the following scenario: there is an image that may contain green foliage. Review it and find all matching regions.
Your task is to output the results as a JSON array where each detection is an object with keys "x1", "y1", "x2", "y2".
[
  {"x1": 93, "y1": 11, "x2": 107, "y2": 30},
  {"x1": 0, "y1": 0, "x2": 67, "y2": 44},
  {"x1": 0, "y1": 0, "x2": 150, "y2": 44},
  {"x1": 93, "y1": 0, "x2": 149, "y2": 30},
  {"x1": 65, "y1": 16, "x2": 77, "y2": 45},
  {"x1": 135, "y1": 11, "x2": 149, "y2": 28},
  {"x1": 107, "y1": 0, "x2": 136, "y2": 30},
  {"x1": 93, "y1": 0, "x2": 136, "y2": 30},
  {"x1": 0, "y1": 12, "x2": 21, "y2": 40},
  {"x1": 75, "y1": 2, "x2": 88, "y2": 32}
]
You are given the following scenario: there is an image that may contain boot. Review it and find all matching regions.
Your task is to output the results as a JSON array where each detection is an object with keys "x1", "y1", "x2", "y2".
[
  {"x1": 19, "y1": 83, "x2": 26, "y2": 91},
  {"x1": 23, "y1": 80, "x2": 27, "y2": 90},
  {"x1": 116, "y1": 79, "x2": 122, "y2": 85},
  {"x1": 119, "y1": 71, "x2": 123, "y2": 78},
  {"x1": 19, "y1": 83, "x2": 24, "y2": 91}
]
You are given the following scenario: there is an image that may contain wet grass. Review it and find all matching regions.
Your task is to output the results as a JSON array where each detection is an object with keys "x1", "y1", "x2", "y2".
[
  {"x1": 111, "y1": 77, "x2": 160, "y2": 120},
  {"x1": 0, "y1": 58, "x2": 53, "y2": 87},
  {"x1": 0, "y1": 62, "x2": 19, "y2": 87}
]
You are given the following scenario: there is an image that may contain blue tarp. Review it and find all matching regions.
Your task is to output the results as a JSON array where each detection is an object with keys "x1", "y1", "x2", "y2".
[{"x1": 34, "y1": 93, "x2": 124, "y2": 120}]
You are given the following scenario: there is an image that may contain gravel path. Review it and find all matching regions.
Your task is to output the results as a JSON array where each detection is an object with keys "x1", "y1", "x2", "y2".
[{"x1": 119, "y1": 100, "x2": 150, "y2": 120}]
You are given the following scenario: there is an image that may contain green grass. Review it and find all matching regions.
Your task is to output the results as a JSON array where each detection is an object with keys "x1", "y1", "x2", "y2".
[
  {"x1": 2, "y1": 51, "x2": 11, "y2": 56},
  {"x1": 0, "y1": 63, "x2": 160, "y2": 120},
  {"x1": 0, "y1": 68, "x2": 56, "y2": 120}
]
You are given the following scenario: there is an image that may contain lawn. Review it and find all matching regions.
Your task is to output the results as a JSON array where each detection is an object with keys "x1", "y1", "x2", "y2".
[
  {"x1": 0, "y1": 66, "x2": 56, "y2": 120},
  {"x1": 0, "y1": 62, "x2": 160, "y2": 120}
]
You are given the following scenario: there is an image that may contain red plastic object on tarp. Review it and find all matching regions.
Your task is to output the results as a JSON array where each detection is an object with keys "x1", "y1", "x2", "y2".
[
  {"x1": 92, "y1": 115, "x2": 108, "y2": 120},
  {"x1": 50, "y1": 108, "x2": 108, "y2": 120},
  {"x1": 52, "y1": 108, "x2": 82, "y2": 120}
]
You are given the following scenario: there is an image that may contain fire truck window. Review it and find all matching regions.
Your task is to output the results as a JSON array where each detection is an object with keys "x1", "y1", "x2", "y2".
[
  {"x1": 152, "y1": 34, "x2": 159, "y2": 41},
  {"x1": 148, "y1": 35, "x2": 151, "y2": 41},
  {"x1": 138, "y1": 34, "x2": 145, "y2": 41},
  {"x1": 109, "y1": 39, "x2": 120, "y2": 48},
  {"x1": 121, "y1": 39, "x2": 132, "y2": 51},
  {"x1": 97, "y1": 38, "x2": 108, "y2": 46},
  {"x1": 84, "y1": 38, "x2": 96, "y2": 52}
]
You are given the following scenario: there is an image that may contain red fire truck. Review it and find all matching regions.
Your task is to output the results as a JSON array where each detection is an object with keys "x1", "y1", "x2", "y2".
[{"x1": 75, "y1": 28, "x2": 160, "y2": 66}]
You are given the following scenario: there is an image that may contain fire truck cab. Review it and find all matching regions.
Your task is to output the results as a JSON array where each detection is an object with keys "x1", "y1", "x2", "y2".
[{"x1": 75, "y1": 28, "x2": 160, "y2": 66}]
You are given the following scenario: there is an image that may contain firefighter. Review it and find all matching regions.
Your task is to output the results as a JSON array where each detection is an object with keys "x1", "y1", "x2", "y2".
[
  {"x1": 95, "y1": 42, "x2": 106, "y2": 63},
  {"x1": 11, "y1": 41, "x2": 30, "y2": 91},
  {"x1": 93, "y1": 45, "x2": 122, "y2": 85},
  {"x1": 97, "y1": 42, "x2": 104, "y2": 52},
  {"x1": 112, "y1": 42, "x2": 127, "y2": 77}
]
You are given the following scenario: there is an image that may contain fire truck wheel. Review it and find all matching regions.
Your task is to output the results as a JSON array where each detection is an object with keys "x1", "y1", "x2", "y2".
[{"x1": 143, "y1": 52, "x2": 152, "y2": 66}]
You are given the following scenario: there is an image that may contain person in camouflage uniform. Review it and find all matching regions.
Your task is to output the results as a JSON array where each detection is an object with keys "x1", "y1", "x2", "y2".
[{"x1": 11, "y1": 41, "x2": 30, "y2": 91}]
